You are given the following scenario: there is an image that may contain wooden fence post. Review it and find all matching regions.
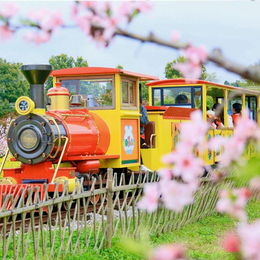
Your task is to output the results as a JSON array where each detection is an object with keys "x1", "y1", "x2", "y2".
[{"x1": 107, "y1": 168, "x2": 113, "y2": 248}]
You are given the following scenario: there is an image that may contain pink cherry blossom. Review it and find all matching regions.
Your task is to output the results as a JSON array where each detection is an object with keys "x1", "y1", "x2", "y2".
[
  {"x1": 184, "y1": 45, "x2": 207, "y2": 64},
  {"x1": 40, "y1": 11, "x2": 63, "y2": 32},
  {"x1": 222, "y1": 232, "x2": 240, "y2": 253},
  {"x1": 171, "y1": 149, "x2": 204, "y2": 182},
  {"x1": 173, "y1": 62, "x2": 202, "y2": 81},
  {"x1": 23, "y1": 31, "x2": 51, "y2": 45},
  {"x1": 180, "y1": 110, "x2": 209, "y2": 147},
  {"x1": 27, "y1": 9, "x2": 63, "y2": 32},
  {"x1": 137, "y1": 182, "x2": 159, "y2": 212},
  {"x1": 216, "y1": 188, "x2": 251, "y2": 222},
  {"x1": 237, "y1": 220, "x2": 260, "y2": 259},
  {"x1": 160, "y1": 180, "x2": 196, "y2": 212},
  {"x1": 0, "y1": 26, "x2": 13, "y2": 40},
  {"x1": 0, "y1": 2, "x2": 19, "y2": 18},
  {"x1": 134, "y1": 2, "x2": 153, "y2": 14},
  {"x1": 158, "y1": 167, "x2": 173, "y2": 181},
  {"x1": 151, "y1": 244, "x2": 187, "y2": 260}
]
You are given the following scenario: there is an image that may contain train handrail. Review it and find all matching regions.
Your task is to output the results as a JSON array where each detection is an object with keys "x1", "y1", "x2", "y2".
[
  {"x1": 49, "y1": 118, "x2": 61, "y2": 159},
  {"x1": 51, "y1": 136, "x2": 69, "y2": 183},
  {"x1": 0, "y1": 150, "x2": 9, "y2": 176},
  {"x1": 150, "y1": 134, "x2": 156, "y2": 148},
  {"x1": 62, "y1": 114, "x2": 91, "y2": 121}
]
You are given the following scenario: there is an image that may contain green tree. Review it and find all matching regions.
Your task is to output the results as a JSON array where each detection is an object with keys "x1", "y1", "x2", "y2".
[
  {"x1": 164, "y1": 56, "x2": 219, "y2": 82},
  {"x1": 140, "y1": 81, "x2": 149, "y2": 105},
  {"x1": 0, "y1": 58, "x2": 29, "y2": 117},
  {"x1": 46, "y1": 54, "x2": 89, "y2": 91},
  {"x1": 116, "y1": 65, "x2": 124, "y2": 69},
  {"x1": 164, "y1": 56, "x2": 186, "y2": 79}
]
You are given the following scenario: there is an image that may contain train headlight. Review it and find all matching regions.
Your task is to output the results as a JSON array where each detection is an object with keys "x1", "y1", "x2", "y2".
[
  {"x1": 7, "y1": 114, "x2": 56, "y2": 165},
  {"x1": 20, "y1": 129, "x2": 38, "y2": 149},
  {"x1": 15, "y1": 96, "x2": 35, "y2": 115}
]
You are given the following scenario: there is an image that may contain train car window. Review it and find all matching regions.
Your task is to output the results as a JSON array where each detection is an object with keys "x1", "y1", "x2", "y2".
[
  {"x1": 152, "y1": 86, "x2": 202, "y2": 108},
  {"x1": 153, "y1": 89, "x2": 161, "y2": 106},
  {"x1": 121, "y1": 78, "x2": 137, "y2": 109},
  {"x1": 193, "y1": 88, "x2": 202, "y2": 109},
  {"x1": 246, "y1": 96, "x2": 257, "y2": 121},
  {"x1": 60, "y1": 77, "x2": 114, "y2": 109}
]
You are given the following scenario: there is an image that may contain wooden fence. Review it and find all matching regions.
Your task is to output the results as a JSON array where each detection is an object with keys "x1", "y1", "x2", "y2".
[{"x1": 0, "y1": 168, "x2": 234, "y2": 260}]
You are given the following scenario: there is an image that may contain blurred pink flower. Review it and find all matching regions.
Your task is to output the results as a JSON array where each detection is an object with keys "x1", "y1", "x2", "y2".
[
  {"x1": 0, "y1": 2, "x2": 19, "y2": 18},
  {"x1": 173, "y1": 62, "x2": 202, "y2": 80},
  {"x1": 161, "y1": 153, "x2": 175, "y2": 165},
  {"x1": 40, "y1": 11, "x2": 63, "y2": 32},
  {"x1": 184, "y1": 45, "x2": 207, "y2": 64},
  {"x1": 158, "y1": 167, "x2": 173, "y2": 181},
  {"x1": 172, "y1": 149, "x2": 203, "y2": 182},
  {"x1": 238, "y1": 220, "x2": 260, "y2": 259},
  {"x1": 27, "y1": 9, "x2": 63, "y2": 32},
  {"x1": 137, "y1": 182, "x2": 159, "y2": 212},
  {"x1": 151, "y1": 243, "x2": 187, "y2": 260},
  {"x1": 180, "y1": 110, "x2": 209, "y2": 146},
  {"x1": 160, "y1": 180, "x2": 195, "y2": 212},
  {"x1": 0, "y1": 26, "x2": 13, "y2": 40},
  {"x1": 222, "y1": 232, "x2": 240, "y2": 253},
  {"x1": 134, "y1": 2, "x2": 153, "y2": 14},
  {"x1": 216, "y1": 188, "x2": 251, "y2": 222},
  {"x1": 23, "y1": 31, "x2": 51, "y2": 45}
]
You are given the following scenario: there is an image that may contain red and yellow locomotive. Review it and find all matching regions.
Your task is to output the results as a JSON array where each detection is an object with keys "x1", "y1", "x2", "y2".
[{"x1": 0, "y1": 64, "x2": 158, "y2": 204}]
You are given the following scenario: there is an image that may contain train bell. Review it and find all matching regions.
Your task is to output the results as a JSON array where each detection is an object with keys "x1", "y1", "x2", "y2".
[{"x1": 71, "y1": 95, "x2": 81, "y2": 106}]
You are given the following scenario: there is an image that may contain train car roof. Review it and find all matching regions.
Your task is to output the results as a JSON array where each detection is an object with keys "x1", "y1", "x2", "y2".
[
  {"x1": 146, "y1": 78, "x2": 260, "y2": 95},
  {"x1": 51, "y1": 67, "x2": 159, "y2": 81}
]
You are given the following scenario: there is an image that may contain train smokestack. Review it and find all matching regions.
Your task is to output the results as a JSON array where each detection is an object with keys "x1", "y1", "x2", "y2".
[{"x1": 21, "y1": 64, "x2": 52, "y2": 109}]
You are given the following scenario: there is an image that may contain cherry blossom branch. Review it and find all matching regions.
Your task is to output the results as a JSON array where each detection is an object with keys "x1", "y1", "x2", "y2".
[{"x1": 114, "y1": 28, "x2": 260, "y2": 83}]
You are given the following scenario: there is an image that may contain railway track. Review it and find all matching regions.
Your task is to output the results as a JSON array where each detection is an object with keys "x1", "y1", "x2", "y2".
[{"x1": 0, "y1": 197, "x2": 129, "y2": 233}]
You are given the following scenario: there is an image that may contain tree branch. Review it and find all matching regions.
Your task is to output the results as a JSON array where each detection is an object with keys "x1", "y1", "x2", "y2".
[{"x1": 114, "y1": 28, "x2": 260, "y2": 83}]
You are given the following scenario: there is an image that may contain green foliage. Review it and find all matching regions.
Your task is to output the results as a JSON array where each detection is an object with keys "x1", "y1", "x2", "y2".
[
  {"x1": 0, "y1": 99, "x2": 13, "y2": 117},
  {"x1": 0, "y1": 58, "x2": 29, "y2": 117},
  {"x1": 164, "y1": 56, "x2": 186, "y2": 79},
  {"x1": 45, "y1": 54, "x2": 89, "y2": 91},
  {"x1": 116, "y1": 64, "x2": 124, "y2": 69},
  {"x1": 140, "y1": 81, "x2": 149, "y2": 104},
  {"x1": 164, "y1": 56, "x2": 219, "y2": 82}
]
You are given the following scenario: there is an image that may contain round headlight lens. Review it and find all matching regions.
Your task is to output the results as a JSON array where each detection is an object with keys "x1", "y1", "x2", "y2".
[{"x1": 20, "y1": 129, "x2": 38, "y2": 149}]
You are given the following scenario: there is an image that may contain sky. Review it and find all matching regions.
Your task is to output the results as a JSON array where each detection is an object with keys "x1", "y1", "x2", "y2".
[{"x1": 0, "y1": 1, "x2": 260, "y2": 84}]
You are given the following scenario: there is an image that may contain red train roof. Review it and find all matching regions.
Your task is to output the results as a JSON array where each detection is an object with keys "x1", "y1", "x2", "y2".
[
  {"x1": 51, "y1": 67, "x2": 159, "y2": 81},
  {"x1": 146, "y1": 78, "x2": 260, "y2": 95}
]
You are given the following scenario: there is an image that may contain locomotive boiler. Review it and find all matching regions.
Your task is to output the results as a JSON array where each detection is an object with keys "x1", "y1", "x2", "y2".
[{"x1": 1, "y1": 65, "x2": 111, "y2": 194}]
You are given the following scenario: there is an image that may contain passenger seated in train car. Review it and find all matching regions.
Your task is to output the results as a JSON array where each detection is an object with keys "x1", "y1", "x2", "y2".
[
  {"x1": 231, "y1": 102, "x2": 242, "y2": 127},
  {"x1": 211, "y1": 102, "x2": 233, "y2": 128},
  {"x1": 206, "y1": 110, "x2": 217, "y2": 129},
  {"x1": 139, "y1": 102, "x2": 151, "y2": 173},
  {"x1": 175, "y1": 94, "x2": 189, "y2": 104}
]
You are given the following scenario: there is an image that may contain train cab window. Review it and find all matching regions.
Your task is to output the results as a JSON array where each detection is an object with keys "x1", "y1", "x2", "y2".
[
  {"x1": 152, "y1": 86, "x2": 202, "y2": 108},
  {"x1": 60, "y1": 77, "x2": 114, "y2": 109},
  {"x1": 121, "y1": 78, "x2": 137, "y2": 109}
]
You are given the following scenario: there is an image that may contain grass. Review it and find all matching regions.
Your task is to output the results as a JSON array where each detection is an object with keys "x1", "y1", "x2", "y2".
[
  {"x1": 2, "y1": 200, "x2": 260, "y2": 259},
  {"x1": 71, "y1": 200, "x2": 260, "y2": 260}
]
